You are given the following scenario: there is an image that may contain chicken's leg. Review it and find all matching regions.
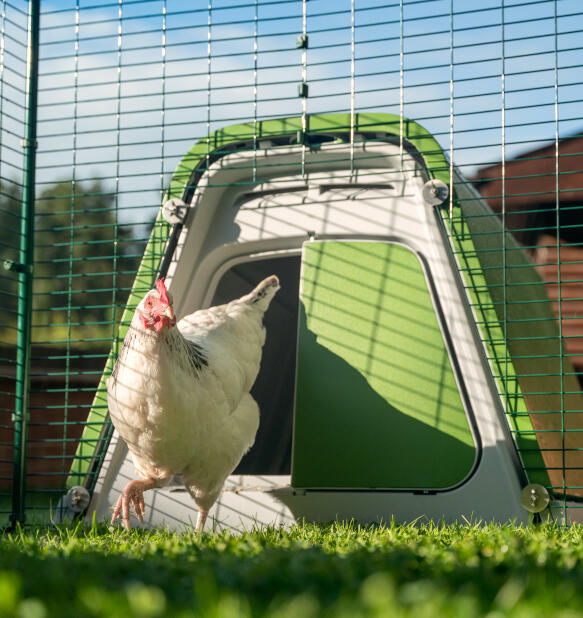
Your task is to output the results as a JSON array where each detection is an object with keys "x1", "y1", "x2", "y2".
[
  {"x1": 195, "y1": 508, "x2": 208, "y2": 533},
  {"x1": 184, "y1": 481, "x2": 218, "y2": 533},
  {"x1": 111, "y1": 478, "x2": 158, "y2": 529}
]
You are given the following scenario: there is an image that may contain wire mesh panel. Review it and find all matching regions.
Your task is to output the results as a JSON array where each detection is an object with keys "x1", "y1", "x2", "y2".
[
  {"x1": 0, "y1": 0, "x2": 31, "y2": 527},
  {"x1": 0, "y1": 0, "x2": 581, "y2": 526}
]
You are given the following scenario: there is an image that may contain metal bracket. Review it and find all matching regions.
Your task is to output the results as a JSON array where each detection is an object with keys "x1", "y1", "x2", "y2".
[
  {"x1": 520, "y1": 483, "x2": 550, "y2": 513},
  {"x1": 422, "y1": 179, "x2": 449, "y2": 206},
  {"x1": 296, "y1": 34, "x2": 309, "y2": 49},
  {"x1": 3, "y1": 259, "x2": 31, "y2": 274},
  {"x1": 162, "y1": 198, "x2": 187, "y2": 225},
  {"x1": 297, "y1": 83, "x2": 309, "y2": 98},
  {"x1": 11, "y1": 412, "x2": 30, "y2": 423},
  {"x1": 53, "y1": 486, "x2": 91, "y2": 523},
  {"x1": 20, "y1": 138, "x2": 38, "y2": 149}
]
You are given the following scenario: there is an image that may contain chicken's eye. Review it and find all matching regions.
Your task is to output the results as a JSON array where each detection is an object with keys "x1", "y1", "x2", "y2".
[{"x1": 145, "y1": 298, "x2": 153, "y2": 308}]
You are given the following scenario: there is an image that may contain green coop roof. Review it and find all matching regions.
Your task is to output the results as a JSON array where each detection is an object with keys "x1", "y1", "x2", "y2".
[{"x1": 165, "y1": 112, "x2": 452, "y2": 202}]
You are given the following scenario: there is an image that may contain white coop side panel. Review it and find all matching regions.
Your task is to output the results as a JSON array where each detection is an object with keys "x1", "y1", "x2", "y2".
[{"x1": 88, "y1": 140, "x2": 533, "y2": 530}]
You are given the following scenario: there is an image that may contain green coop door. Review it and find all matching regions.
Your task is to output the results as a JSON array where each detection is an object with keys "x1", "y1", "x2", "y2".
[{"x1": 292, "y1": 241, "x2": 477, "y2": 489}]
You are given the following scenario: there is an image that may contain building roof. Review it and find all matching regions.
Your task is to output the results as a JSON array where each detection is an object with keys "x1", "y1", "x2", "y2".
[{"x1": 473, "y1": 133, "x2": 583, "y2": 212}]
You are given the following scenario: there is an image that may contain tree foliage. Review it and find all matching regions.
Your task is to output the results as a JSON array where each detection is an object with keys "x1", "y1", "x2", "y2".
[{"x1": 0, "y1": 180, "x2": 145, "y2": 348}]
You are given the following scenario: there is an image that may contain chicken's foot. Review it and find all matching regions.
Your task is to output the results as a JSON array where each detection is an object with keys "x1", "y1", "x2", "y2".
[{"x1": 111, "y1": 478, "x2": 157, "y2": 529}]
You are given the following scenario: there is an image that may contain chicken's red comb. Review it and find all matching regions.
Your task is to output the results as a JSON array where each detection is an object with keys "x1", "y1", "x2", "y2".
[{"x1": 156, "y1": 278, "x2": 170, "y2": 304}]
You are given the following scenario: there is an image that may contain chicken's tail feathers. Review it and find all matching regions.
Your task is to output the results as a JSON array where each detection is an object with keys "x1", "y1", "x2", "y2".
[{"x1": 241, "y1": 275, "x2": 280, "y2": 311}]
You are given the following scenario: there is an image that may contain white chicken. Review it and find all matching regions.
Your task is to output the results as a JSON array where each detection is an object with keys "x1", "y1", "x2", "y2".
[{"x1": 107, "y1": 275, "x2": 280, "y2": 531}]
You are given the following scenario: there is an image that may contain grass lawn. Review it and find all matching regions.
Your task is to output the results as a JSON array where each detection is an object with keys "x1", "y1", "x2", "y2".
[{"x1": 1, "y1": 520, "x2": 583, "y2": 617}]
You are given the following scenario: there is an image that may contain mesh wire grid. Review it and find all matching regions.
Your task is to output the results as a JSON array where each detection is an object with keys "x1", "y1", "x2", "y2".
[{"x1": 0, "y1": 0, "x2": 581, "y2": 526}]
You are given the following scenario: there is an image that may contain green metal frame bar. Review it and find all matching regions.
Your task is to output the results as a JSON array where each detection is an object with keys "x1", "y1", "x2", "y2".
[
  {"x1": 11, "y1": 0, "x2": 40, "y2": 528},
  {"x1": 66, "y1": 111, "x2": 573, "y2": 497}
]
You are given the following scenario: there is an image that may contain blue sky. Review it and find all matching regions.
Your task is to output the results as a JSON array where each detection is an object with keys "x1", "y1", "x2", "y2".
[{"x1": 1, "y1": 0, "x2": 581, "y2": 225}]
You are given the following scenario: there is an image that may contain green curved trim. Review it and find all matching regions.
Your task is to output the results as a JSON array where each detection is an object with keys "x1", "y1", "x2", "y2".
[
  {"x1": 443, "y1": 210, "x2": 548, "y2": 487},
  {"x1": 164, "y1": 113, "x2": 451, "y2": 203},
  {"x1": 66, "y1": 215, "x2": 171, "y2": 489}
]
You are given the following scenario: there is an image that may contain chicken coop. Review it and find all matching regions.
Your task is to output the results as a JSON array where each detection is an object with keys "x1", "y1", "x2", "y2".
[{"x1": 1, "y1": 0, "x2": 583, "y2": 531}]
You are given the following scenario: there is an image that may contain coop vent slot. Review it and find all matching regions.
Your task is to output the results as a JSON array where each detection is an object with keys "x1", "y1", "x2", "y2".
[{"x1": 238, "y1": 183, "x2": 396, "y2": 210}]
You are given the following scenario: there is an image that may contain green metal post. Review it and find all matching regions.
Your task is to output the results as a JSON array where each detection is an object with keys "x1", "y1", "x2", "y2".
[{"x1": 10, "y1": 0, "x2": 40, "y2": 528}]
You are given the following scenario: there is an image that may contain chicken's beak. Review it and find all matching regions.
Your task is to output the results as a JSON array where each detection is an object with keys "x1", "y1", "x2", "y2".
[{"x1": 163, "y1": 305, "x2": 176, "y2": 327}]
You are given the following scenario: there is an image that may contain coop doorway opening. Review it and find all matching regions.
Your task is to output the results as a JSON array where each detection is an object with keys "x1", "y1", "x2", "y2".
[{"x1": 209, "y1": 255, "x2": 300, "y2": 475}]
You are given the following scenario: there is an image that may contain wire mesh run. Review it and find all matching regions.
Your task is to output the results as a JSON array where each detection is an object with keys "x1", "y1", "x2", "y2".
[{"x1": 0, "y1": 0, "x2": 582, "y2": 526}]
